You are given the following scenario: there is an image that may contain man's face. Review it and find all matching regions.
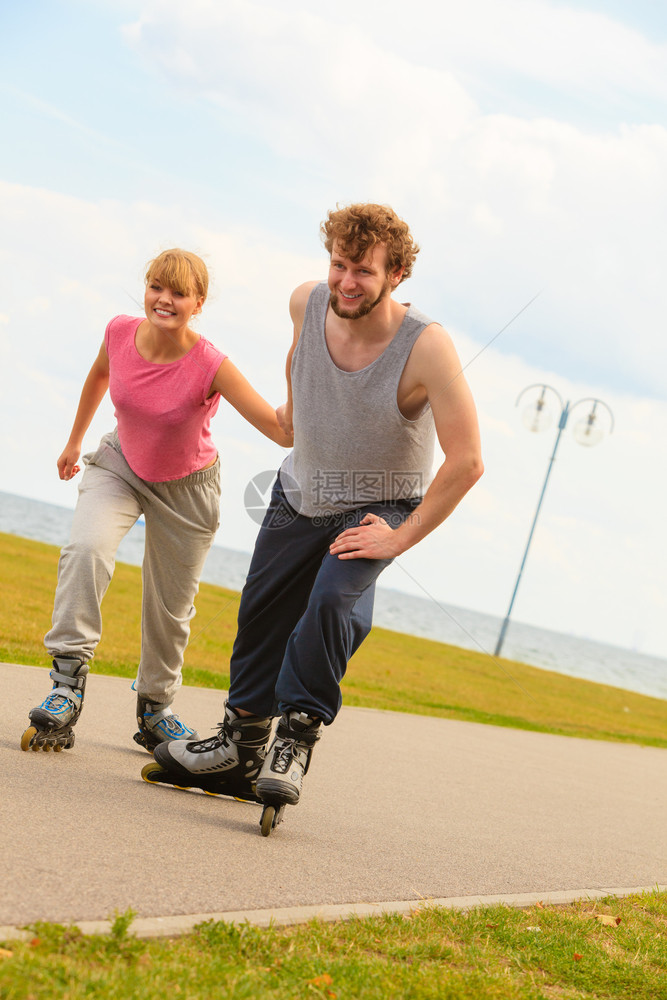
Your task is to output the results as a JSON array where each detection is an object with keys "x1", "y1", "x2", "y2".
[{"x1": 328, "y1": 243, "x2": 400, "y2": 320}]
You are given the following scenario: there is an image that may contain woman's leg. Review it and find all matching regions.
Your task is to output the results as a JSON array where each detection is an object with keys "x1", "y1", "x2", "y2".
[
  {"x1": 45, "y1": 462, "x2": 141, "y2": 662},
  {"x1": 136, "y1": 463, "x2": 221, "y2": 704}
]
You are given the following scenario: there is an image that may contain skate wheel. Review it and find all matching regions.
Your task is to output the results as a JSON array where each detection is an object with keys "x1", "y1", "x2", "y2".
[
  {"x1": 20, "y1": 726, "x2": 37, "y2": 752},
  {"x1": 260, "y1": 805, "x2": 276, "y2": 837},
  {"x1": 141, "y1": 762, "x2": 165, "y2": 783},
  {"x1": 53, "y1": 743, "x2": 63, "y2": 753},
  {"x1": 141, "y1": 761, "x2": 193, "y2": 792}
]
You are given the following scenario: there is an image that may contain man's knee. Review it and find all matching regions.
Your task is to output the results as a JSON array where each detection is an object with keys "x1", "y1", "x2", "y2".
[{"x1": 309, "y1": 570, "x2": 374, "y2": 623}]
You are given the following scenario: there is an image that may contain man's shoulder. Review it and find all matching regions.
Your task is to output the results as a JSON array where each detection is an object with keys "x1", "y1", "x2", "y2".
[
  {"x1": 291, "y1": 280, "x2": 324, "y2": 305},
  {"x1": 403, "y1": 300, "x2": 442, "y2": 332},
  {"x1": 289, "y1": 280, "x2": 326, "y2": 325},
  {"x1": 407, "y1": 314, "x2": 463, "y2": 386},
  {"x1": 402, "y1": 299, "x2": 444, "y2": 335}
]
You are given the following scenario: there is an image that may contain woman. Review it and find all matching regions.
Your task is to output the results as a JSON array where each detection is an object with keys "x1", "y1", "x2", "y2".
[{"x1": 22, "y1": 248, "x2": 291, "y2": 753}]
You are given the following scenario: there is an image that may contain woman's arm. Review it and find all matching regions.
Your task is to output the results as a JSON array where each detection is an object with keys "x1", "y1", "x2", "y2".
[
  {"x1": 210, "y1": 360, "x2": 294, "y2": 447},
  {"x1": 57, "y1": 342, "x2": 110, "y2": 480}
]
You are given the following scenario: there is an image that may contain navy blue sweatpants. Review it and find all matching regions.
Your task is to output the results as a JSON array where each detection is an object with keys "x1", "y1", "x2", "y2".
[{"x1": 228, "y1": 476, "x2": 420, "y2": 724}]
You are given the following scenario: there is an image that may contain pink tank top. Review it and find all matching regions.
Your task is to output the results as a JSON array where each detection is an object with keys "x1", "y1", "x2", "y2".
[{"x1": 105, "y1": 315, "x2": 227, "y2": 481}]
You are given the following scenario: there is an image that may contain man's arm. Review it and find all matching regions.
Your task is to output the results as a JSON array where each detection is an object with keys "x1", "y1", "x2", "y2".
[
  {"x1": 329, "y1": 324, "x2": 484, "y2": 560},
  {"x1": 278, "y1": 281, "x2": 319, "y2": 435}
]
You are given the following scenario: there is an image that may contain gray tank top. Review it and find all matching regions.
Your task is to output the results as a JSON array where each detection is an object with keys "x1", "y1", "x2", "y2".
[{"x1": 280, "y1": 281, "x2": 436, "y2": 517}]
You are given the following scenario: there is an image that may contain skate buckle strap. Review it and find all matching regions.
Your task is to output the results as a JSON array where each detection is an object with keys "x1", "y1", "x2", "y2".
[
  {"x1": 143, "y1": 706, "x2": 174, "y2": 729},
  {"x1": 228, "y1": 725, "x2": 272, "y2": 749},
  {"x1": 49, "y1": 669, "x2": 85, "y2": 690},
  {"x1": 276, "y1": 719, "x2": 321, "y2": 746},
  {"x1": 43, "y1": 687, "x2": 81, "y2": 709}
]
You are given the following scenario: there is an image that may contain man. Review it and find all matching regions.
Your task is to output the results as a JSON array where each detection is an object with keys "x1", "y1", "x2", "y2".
[{"x1": 148, "y1": 203, "x2": 483, "y2": 819}]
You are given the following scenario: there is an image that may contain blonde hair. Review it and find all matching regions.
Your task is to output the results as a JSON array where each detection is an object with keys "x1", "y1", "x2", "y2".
[
  {"x1": 321, "y1": 203, "x2": 419, "y2": 283},
  {"x1": 145, "y1": 249, "x2": 209, "y2": 302}
]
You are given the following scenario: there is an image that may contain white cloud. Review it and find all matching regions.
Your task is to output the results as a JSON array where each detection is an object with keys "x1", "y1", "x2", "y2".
[
  {"x1": 296, "y1": 0, "x2": 667, "y2": 110},
  {"x1": 121, "y1": 1, "x2": 667, "y2": 400}
]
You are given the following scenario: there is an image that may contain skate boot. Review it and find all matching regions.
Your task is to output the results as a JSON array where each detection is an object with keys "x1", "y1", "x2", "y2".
[
  {"x1": 142, "y1": 702, "x2": 272, "y2": 802},
  {"x1": 133, "y1": 694, "x2": 200, "y2": 752},
  {"x1": 255, "y1": 710, "x2": 321, "y2": 836},
  {"x1": 21, "y1": 657, "x2": 89, "y2": 752}
]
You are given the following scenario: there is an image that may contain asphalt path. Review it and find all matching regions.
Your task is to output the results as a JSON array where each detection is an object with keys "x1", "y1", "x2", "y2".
[{"x1": 2, "y1": 662, "x2": 666, "y2": 939}]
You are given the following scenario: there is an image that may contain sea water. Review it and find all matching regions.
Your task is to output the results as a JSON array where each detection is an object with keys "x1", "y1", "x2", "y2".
[{"x1": 1, "y1": 491, "x2": 665, "y2": 701}]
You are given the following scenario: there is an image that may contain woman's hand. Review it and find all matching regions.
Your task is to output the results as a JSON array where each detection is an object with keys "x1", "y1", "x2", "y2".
[
  {"x1": 276, "y1": 403, "x2": 293, "y2": 441},
  {"x1": 57, "y1": 444, "x2": 81, "y2": 481}
]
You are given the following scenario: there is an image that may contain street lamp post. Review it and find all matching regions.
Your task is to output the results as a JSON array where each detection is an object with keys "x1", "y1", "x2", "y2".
[{"x1": 493, "y1": 384, "x2": 614, "y2": 658}]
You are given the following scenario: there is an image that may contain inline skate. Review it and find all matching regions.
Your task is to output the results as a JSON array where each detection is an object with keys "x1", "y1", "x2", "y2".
[
  {"x1": 133, "y1": 694, "x2": 200, "y2": 752},
  {"x1": 255, "y1": 710, "x2": 321, "y2": 836},
  {"x1": 21, "y1": 657, "x2": 89, "y2": 752},
  {"x1": 141, "y1": 701, "x2": 271, "y2": 804}
]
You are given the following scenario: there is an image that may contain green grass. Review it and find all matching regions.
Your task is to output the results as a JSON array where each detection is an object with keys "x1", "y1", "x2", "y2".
[
  {"x1": 2, "y1": 532, "x2": 666, "y2": 747},
  {"x1": 0, "y1": 534, "x2": 667, "y2": 747},
  {"x1": 2, "y1": 891, "x2": 667, "y2": 999}
]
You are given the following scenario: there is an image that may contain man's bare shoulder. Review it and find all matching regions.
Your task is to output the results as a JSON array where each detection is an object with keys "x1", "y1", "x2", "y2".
[
  {"x1": 414, "y1": 320, "x2": 457, "y2": 354},
  {"x1": 289, "y1": 280, "x2": 322, "y2": 323},
  {"x1": 405, "y1": 319, "x2": 464, "y2": 385}
]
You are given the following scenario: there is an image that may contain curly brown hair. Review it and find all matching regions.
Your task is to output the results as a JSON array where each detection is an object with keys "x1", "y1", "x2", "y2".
[{"x1": 320, "y1": 203, "x2": 419, "y2": 283}]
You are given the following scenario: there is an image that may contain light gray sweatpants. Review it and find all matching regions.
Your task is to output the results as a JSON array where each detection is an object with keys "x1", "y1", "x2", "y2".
[{"x1": 45, "y1": 431, "x2": 221, "y2": 703}]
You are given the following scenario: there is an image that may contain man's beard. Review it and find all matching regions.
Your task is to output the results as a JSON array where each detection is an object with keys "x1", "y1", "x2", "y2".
[{"x1": 330, "y1": 278, "x2": 392, "y2": 320}]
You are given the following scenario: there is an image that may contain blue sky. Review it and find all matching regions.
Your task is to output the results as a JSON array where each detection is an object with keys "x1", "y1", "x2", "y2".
[{"x1": 1, "y1": 0, "x2": 666, "y2": 659}]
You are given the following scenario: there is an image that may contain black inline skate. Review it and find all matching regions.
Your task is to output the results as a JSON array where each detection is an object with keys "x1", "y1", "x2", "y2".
[
  {"x1": 141, "y1": 701, "x2": 272, "y2": 804},
  {"x1": 255, "y1": 710, "x2": 321, "y2": 837}
]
